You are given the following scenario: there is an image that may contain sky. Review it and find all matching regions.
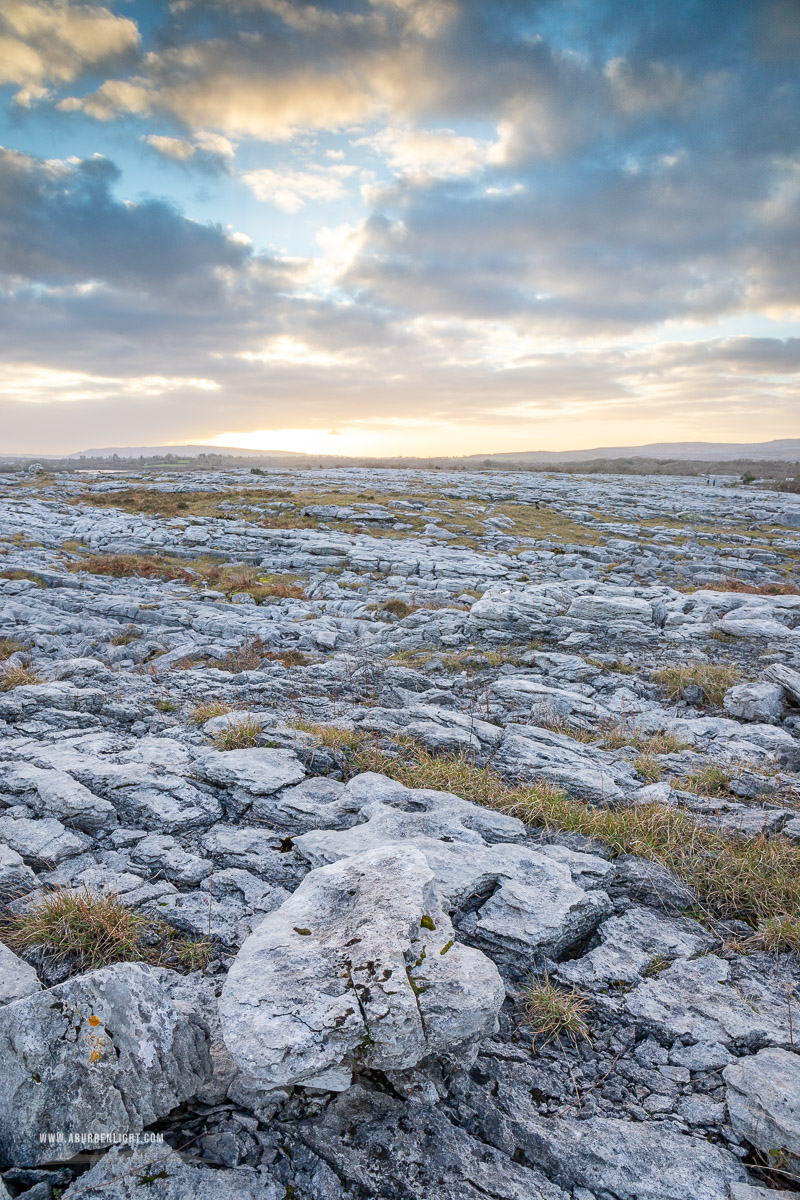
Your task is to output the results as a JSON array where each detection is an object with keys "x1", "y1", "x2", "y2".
[{"x1": 0, "y1": 0, "x2": 798, "y2": 457}]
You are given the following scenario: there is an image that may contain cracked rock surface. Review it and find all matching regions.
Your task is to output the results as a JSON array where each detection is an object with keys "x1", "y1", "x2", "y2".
[{"x1": 1, "y1": 463, "x2": 799, "y2": 1198}]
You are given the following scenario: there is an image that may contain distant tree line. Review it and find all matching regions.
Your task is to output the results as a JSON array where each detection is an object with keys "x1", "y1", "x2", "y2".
[{"x1": 2, "y1": 452, "x2": 798, "y2": 490}]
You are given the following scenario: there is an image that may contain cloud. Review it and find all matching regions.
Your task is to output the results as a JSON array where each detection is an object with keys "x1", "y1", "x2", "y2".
[
  {"x1": 62, "y1": 54, "x2": 380, "y2": 139},
  {"x1": 0, "y1": 0, "x2": 139, "y2": 106},
  {"x1": 143, "y1": 134, "x2": 196, "y2": 162},
  {"x1": 340, "y1": 141, "x2": 800, "y2": 333},
  {"x1": 241, "y1": 164, "x2": 353, "y2": 211},
  {"x1": 0, "y1": 146, "x2": 251, "y2": 292},
  {"x1": 142, "y1": 129, "x2": 237, "y2": 171},
  {"x1": 0, "y1": 363, "x2": 219, "y2": 403},
  {"x1": 0, "y1": 2, "x2": 799, "y2": 454},
  {"x1": 358, "y1": 126, "x2": 495, "y2": 179}
]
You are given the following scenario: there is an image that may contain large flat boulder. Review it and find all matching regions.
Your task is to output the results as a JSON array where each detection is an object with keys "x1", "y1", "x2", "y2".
[{"x1": 220, "y1": 845, "x2": 504, "y2": 1091}]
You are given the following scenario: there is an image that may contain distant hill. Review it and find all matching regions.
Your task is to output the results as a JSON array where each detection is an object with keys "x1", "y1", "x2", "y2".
[
  {"x1": 66, "y1": 445, "x2": 301, "y2": 459},
  {"x1": 3, "y1": 436, "x2": 799, "y2": 465},
  {"x1": 465, "y1": 439, "x2": 800, "y2": 463}
]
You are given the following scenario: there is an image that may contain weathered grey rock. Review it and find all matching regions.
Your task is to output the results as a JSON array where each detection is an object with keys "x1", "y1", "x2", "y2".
[
  {"x1": 715, "y1": 614, "x2": 792, "y2": 639},
  {"x1": 1, "y1": 765, "x2": 117, "y2": 832},
  {"x1": 517, "y1": 1114, "x2": 746, "y2": 1199},
  {"x1": 61, "y1": 1143, "x2": 279, "y2": 1199},
  {"x1": 0, "y1": 941, "x2": 41, "y2": 1005},
  {"x1": 567, "y1": 594, "x2": 655, "y2": 625},
  {"x1": 5, "y1": 464, "x2": 800, "y2": 1197},
  {"x1": 724, "y1": 1048, "x2": 800, "y2": 1165},
  {"x1": 109, "y1": 782, "x2": 222, "y2": 832},
  {"x1": 295, "y1": 1084, "x2": 569, "y2": 1200},
  {"x1": 669, "y1": 1040, "x2": 733, "y2": 1071},
  {"x1": 201, "y1": 824, "x2": 305, "y2": 886},
  {"x1": 357, "y1": 702, "x2": 502, "y2": 754},
  {"x1": 676, "y1": 1094, "x2": 727, "y2": 1126},
  {"x1": 193, "y1": 747, "x2": 306, "y2": 801},
  {"x1": 730, "y1": 1186, "x2": 798, "y2": 1200},
  {"x1": 0, "y1": 962, "x2": 211, "y2": 1165},
  {"x1": 723, "y1": 682, "x2": 785, "y2": 723},
  {"x1": 129, "y1": 834, "x2": 210, "y2": 884},
  {"x1": 220, "y1": 845, "x2": 504, "y2": 1090},
  {"x1": 0, "y1": 813, "x2": 85, "y2": 866},
  {"x1": 766, "y1": 662, "x2": 800, "y2": 706},
  {"x1": 624, "y1": 956, "x2": 794, "y2": 1049},
  {"x1": 556, "y1": 905, "x2": 714, "y2": 988},
  {"x1": 0, "y1": 842, "x2": 37, "y2": 900},
  {"x1": 611, "y1": 854, "x2": 698, "y2": 912},
  {"x1": 293, "y1": 779, "x2": 611, "y2": 972},
  {"x1": 249, "y1": 773, "x2": 346, "y2": 827},
  {"x1": 493, "y1": 724, "x2": 637, "y2": 803}
]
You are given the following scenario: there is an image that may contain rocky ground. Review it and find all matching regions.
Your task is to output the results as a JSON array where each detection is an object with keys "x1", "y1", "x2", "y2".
[{"x1": 0, "y1": 463, "x2": 799, "y2": 1200}]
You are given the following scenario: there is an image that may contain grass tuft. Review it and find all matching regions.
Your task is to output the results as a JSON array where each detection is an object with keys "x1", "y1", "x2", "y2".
[
  {"x1": 1, "y1": 886, "x2": 213, "y2": 973},
  {"x1": 0, "y1": 638, "x2": 25, "y2": 661},
  {"x1": 0, "y1": 665, "x2": 41, "y2": 691},
  {"x1": 109, "y1": 625, "x2": 142, "y2": 647},
  {"x1": 380, "y1": 598, "x2": 415, "y2": 620},
  {"x1": 213, "y1": 637, "x2": 267, "y2": 673},
  {"x1": 68, "y1": 553, "x2": 194, "y2": 582},
  {"x1": 295, "y1": 720, "x2": 370, "y2": 752},
  {"x1": 652, "y1": 663, "x2": 741, "y2": 708},
  {"x1": 521, "y1": 973, "x2": 593, "y2": 1049},
  {"x1": 718, "y1": 578, "x2": 800, "y2": 596},
  {"x1": 190, "y1": 699, "x2": 232, "y2": 725},
  {"x1": 681, "y1": 763, "x2": 734, "y2": 797},
  {"x1": 633, "y1": 752, "x2": 664, "y2": 783},
  {"x1": 212, "y1": 717, "x2": 262, "y2": 750},
  {"x1": 2, "y1": 888, "x2": 150, "y2": 968}
]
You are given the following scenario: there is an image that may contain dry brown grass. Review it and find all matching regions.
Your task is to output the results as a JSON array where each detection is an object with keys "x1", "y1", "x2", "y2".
[
  {"x1": 262, "y1": 648, "x2": 310, "y2": 667},
  {"x1": 380, "y1": 598, "x2": 415, "y2": 620},
  {"x1": 70, "y1": 553, "x2": 309, "y2": 602},
  {"x1": 598, "y1": 721, "x2": 691, "y2": 755},
  {"x1": 633, "y1": 752, "x2": 664, "y2": 782},
  {"x1": 76, "y1": 487, "x2": 290, "y2": 519},
  {"x1": 68, "y1": 553, "x2": 194, "y2": 582},
  {"x1": 0, "y1": 886, "x2": 213, "y2": 973},
  {"x1": 212, "y1": 717, "x2": 262, "y2": 750},
  {"x1": 652, "y1": 663, "x2": 741, "y2": 708},
  {"x1": 109, "y1": 624, "x2": 142, "y2": 646},
  {"x1": 296, "y1": 721, "x2": 370, "y2": 752},
  {"x1": 0, "y1": 569, "x2": 46, "y2": 586},
  {"x1": 0, "y1": 665, "x2": 41, "y2": 691},
  {"x1": 190, "y1": 699, "x2": 233, "y2": 725},
  {"x1": 718, "y1": 578, "x2": 800, "y2": 596},
  {"x1": 213, "y1": 637, "x2": 267, "y2": 673},
  {"x1": 681, "y1": 763, "x2": 734, "y2": 797},
  {"x1": 0, "y1": 638, "x2": 25, "y2": 661},
  {"x1": 201, "y1": 564, "x2": 306, "y2": 601},
  {"x1": 344, "y1": 738, "x2": 800, "y2": 952}
]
